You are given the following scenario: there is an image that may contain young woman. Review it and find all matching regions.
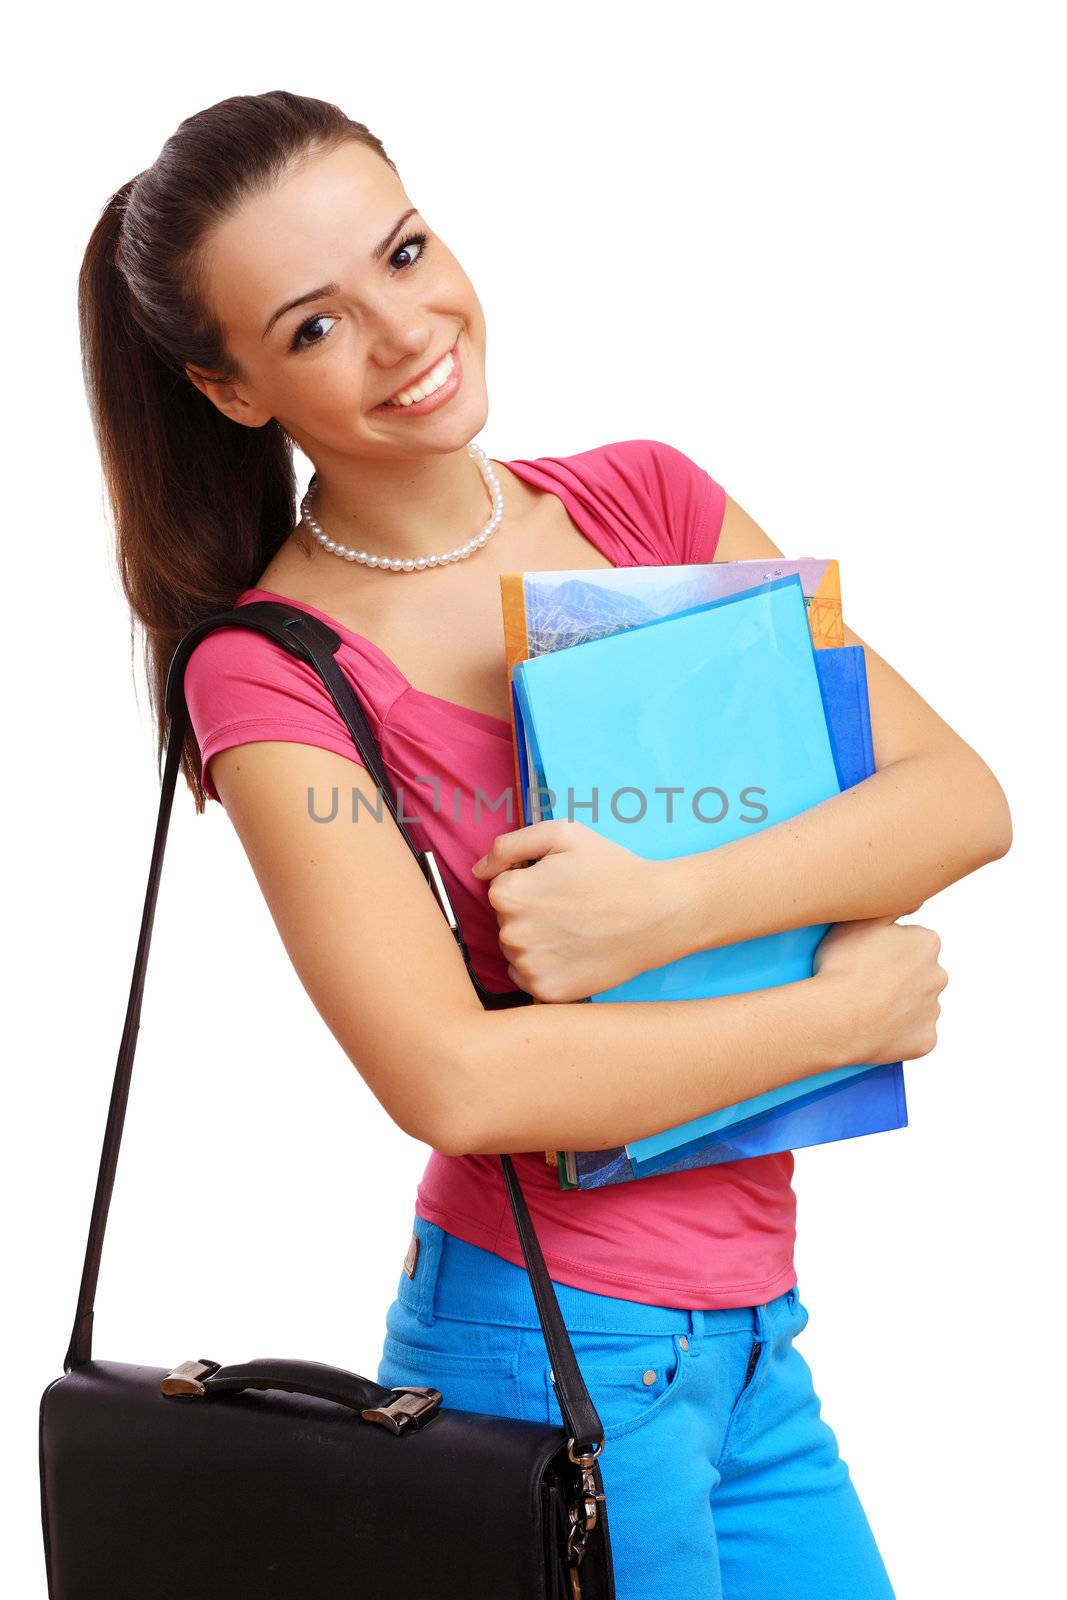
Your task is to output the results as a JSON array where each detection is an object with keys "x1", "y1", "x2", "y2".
[{"x1": 79, "y1": 89, "x2": 1010, "y2": 1599}]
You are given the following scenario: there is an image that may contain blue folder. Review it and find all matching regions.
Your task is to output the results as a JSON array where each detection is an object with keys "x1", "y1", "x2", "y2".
[
  {"x1": 625, "y1": 647, "x2": 905, "y2": 1177},
  {"x1": 511, "y1": 575, "x2": 902, "y2": 1165}
]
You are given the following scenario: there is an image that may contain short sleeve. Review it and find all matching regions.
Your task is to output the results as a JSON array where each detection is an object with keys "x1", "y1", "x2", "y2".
[
  {"x1": 183, "y1": 625, "x2": 368, "y2": 804},
  {"x1": 637, "y1": 439, "x2": 727, "y2": 564}
]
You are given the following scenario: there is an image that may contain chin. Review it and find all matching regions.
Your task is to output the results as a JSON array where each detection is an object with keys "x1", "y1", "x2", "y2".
[{"x1": 433, "y1": 390, "x2": 490, "y2": 450}]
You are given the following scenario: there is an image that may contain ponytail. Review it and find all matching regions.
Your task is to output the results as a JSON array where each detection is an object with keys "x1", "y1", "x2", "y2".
[{"x1": 78, "y1": 91, "x2": 398, "y2": 810}]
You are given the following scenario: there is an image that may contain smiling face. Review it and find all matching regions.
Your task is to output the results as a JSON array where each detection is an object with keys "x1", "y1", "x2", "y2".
[{"x1": 185, "y1": 139, "x2": 489, "y2": 461}]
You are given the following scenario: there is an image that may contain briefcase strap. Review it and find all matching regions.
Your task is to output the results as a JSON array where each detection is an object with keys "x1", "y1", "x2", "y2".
[{"x1": 62, "y1": 600, "x2": 606, "y2": 1457}]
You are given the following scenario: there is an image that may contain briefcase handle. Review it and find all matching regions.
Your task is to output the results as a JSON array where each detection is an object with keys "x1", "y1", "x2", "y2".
[
  {"x1": 160, "y1": 1354, "x2": 443, "y2": 1434},
  {"x1": 61, "y1": 601, "x2": 606, "y2": 1459}
]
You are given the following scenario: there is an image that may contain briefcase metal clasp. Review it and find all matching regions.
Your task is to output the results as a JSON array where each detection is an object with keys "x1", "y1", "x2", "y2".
[
  {"x1": 160, "y1": 1357, "x2": 222, "y2": 1397},
  {"x1": 360, "y1": 1384, "x2": 442, "y2": 1434}
]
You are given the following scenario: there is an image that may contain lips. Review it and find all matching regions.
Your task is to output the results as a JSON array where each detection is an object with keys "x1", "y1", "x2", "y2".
[
  {"x1": 371, "y1": 336, "x2": 464, "y2": 418},
  {"x1": 378, "y1": 338, "x2": 458, "y2": 407}
]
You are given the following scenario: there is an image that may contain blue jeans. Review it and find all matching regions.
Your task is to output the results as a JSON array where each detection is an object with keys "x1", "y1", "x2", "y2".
[{"x1": 376, "y1": 1214, "x2": 896, "y2": 1599}]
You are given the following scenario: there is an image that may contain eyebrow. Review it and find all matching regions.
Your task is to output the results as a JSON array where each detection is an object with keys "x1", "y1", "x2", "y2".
[{"x1": 261, "y1": 208, "x2": 421, "y2": 339}]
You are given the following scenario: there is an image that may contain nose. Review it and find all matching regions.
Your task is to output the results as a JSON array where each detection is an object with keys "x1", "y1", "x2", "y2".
[{"x1": 365, "y1": 309, "x2": 435, "y2": 368}]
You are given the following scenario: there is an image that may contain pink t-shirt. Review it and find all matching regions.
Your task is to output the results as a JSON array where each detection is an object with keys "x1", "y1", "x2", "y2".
[{"x1": 184, "y1": 438, "x2": 798, "y2": 1309}]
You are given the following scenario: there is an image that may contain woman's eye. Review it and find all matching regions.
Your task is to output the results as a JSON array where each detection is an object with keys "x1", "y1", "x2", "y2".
[
  {"x1": 390, "y1": 230, "x2": 429, "y2": 272},
  {"x1": 291, "y1": 313, "x2": 339, "y2": 353}
]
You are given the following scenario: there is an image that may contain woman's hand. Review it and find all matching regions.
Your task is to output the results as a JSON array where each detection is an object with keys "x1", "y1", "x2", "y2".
[
  {"x1": 471, "y1": 821, "x2": 676, "y2": 1002},
  {"x1": 813, "y1": 914, "x2": 949, "y2": 1066}
]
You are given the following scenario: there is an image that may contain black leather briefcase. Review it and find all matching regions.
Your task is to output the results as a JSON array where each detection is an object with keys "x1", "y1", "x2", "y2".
[{"x1": 39, "y1": 601, "x2": 616, "y2": 1599}]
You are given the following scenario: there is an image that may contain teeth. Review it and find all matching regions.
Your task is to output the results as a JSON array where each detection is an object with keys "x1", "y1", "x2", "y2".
[{"x1": 383, "y1": 348, "x2": 455, "y2": 406}]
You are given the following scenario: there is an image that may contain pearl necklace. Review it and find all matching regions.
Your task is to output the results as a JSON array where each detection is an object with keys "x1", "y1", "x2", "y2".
[{"x1": 299, "y1": 441, "x2": 504, "y2": 572}]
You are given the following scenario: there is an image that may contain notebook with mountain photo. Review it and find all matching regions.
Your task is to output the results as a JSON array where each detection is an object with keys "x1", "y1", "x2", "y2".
[{"x1": 500, "y1": 557, "x2": 843, "y2": 823}]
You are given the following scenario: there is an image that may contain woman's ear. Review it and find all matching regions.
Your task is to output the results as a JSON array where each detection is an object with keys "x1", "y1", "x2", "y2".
[{"x1": 184, "y1": 365, "x2": 273, "y2": 428}]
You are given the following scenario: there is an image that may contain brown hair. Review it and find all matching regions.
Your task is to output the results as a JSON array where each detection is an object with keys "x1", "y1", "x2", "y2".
[{"x1": 79, "y1": 89, "x2": 399, "y2": 810}]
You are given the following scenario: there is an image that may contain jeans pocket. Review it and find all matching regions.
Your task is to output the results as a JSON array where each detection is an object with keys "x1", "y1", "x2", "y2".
[
  {"x1": 376, "y1": 1324, "x2": 522, "y2": 1420},
  {"x1": 542, "y1": 1328, "x2": 693, "y2": 1443}
]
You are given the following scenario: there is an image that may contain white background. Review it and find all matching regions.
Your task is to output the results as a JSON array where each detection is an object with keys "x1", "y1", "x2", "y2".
[{"x1": 6, "y1": 3, "x2": 1063, "y2": 1594}]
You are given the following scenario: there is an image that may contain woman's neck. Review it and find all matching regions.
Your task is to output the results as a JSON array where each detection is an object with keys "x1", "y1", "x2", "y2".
[{"x1": 301, "y1": 443, "x2": 498, "y2": 564}]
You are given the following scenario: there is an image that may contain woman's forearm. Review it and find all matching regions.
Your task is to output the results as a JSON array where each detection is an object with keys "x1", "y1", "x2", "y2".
[
  {"x1": 654, "y1": 747, "x2": 1012, "y2": 964},
  {"x1": 440, "y1": 970, "x2": 868, "y2": 1156}
]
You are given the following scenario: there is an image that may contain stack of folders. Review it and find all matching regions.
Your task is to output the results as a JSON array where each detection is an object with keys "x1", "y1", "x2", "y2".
[{"x1": 502, "y1": 559, "x2": 907, "y2": 1191}]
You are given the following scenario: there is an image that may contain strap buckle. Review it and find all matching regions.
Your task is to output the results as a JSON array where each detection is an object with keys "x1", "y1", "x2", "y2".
[
  {"x1": 566, "y1": 1436, "x2": 603, "y2": 1467},
  {"x1": 360, "y1": 1384, "x2": 442, "y2": 1434},
  {"x1": 564, "y1": 1437, "x2": 606, "y2": 1574}
]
